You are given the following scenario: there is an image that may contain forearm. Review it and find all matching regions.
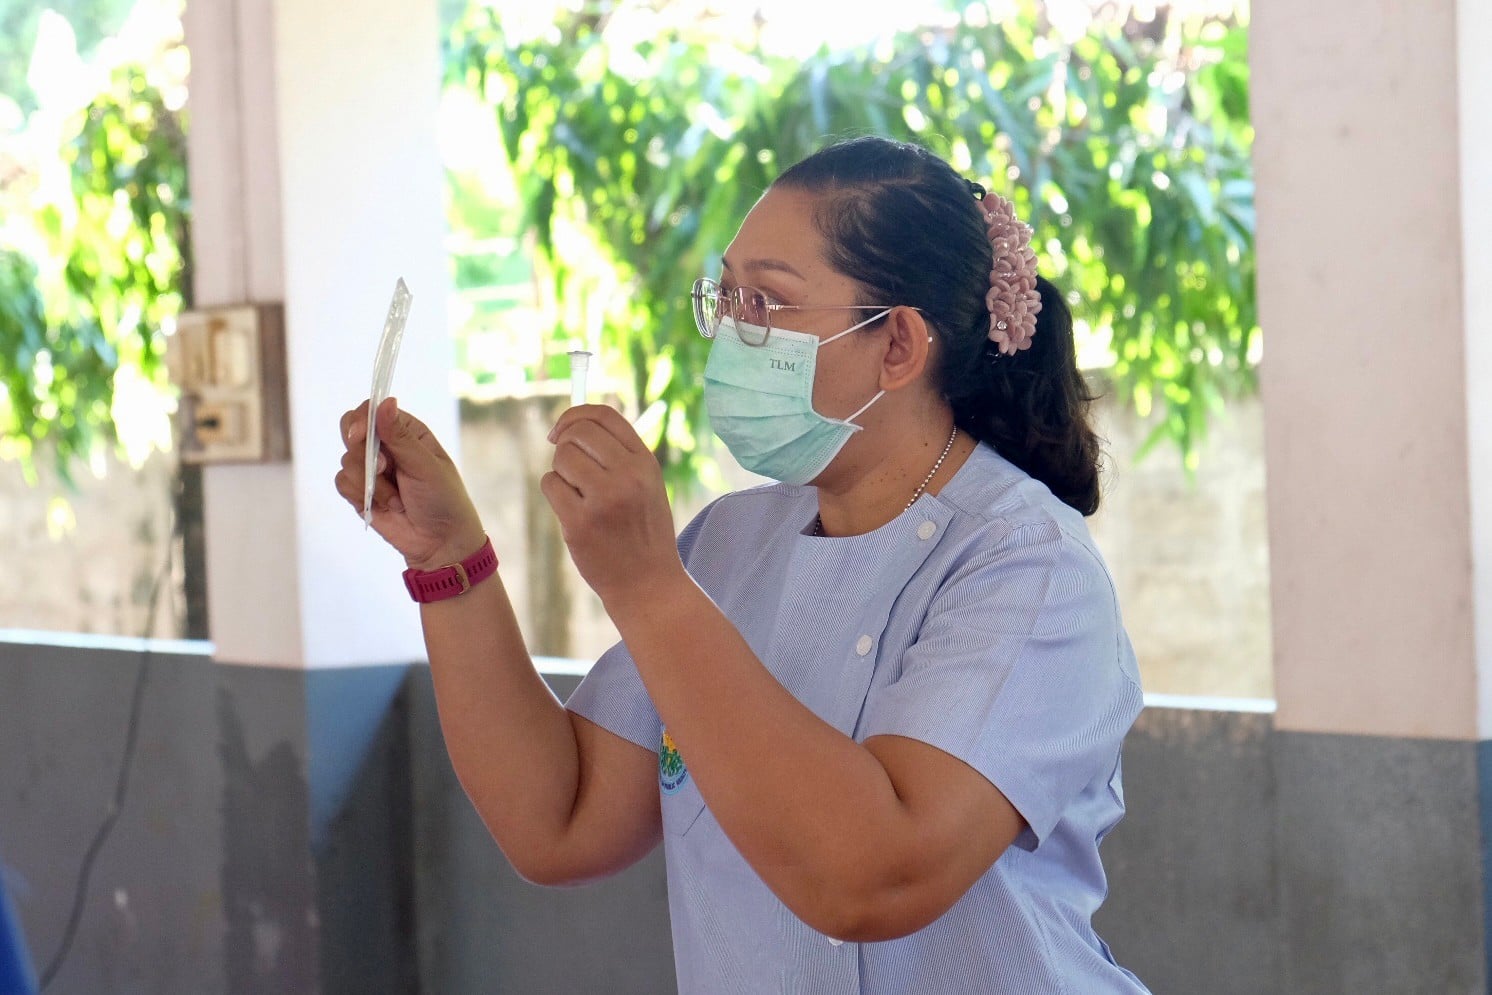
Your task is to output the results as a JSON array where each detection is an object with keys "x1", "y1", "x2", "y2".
[
  {"x1": 606, "y1": 569, "x2": 920, "y2": 934},
  {"x1": 335, "y1": 399, "x2": 654, "y2": 883},
  {"x1": 419, "y1": 571, "x2": 585, "y2": 876}
]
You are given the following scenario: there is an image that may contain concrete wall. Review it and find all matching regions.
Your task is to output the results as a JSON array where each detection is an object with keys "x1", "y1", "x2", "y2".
[
  {"x1": 1100, "y1": 706, "x2": 1489, "y2": 993},
  {"x1": 6, "y1": 638, "x2": 1487, "y2": 994},
  {"x1": 0, "y1": 636, "x2": 412, "y2": 994},
  {"x1": 0, "y1": 452, "x2": 183, "y2": 640},
  {"x1": 406, "y1": 668, "x2": 676, "y2": 995},
  {"x1": 0, "y1": 637, "x2": 675, "y2": 995}
]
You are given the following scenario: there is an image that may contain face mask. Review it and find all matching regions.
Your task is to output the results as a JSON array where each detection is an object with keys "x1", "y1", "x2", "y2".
[{"x1": 703, "y1": 312, "x2": 889, "y2": 485}]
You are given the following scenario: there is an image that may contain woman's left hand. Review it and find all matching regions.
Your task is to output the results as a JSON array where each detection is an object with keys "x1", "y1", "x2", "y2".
[{"x1": 542, "y1": 404, "x2": 685, "y2": 609}]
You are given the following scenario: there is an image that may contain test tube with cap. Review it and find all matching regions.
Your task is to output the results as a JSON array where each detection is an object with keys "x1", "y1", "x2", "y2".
[{"x1": 568, "y1": 350, "x2": 592, "y2": 406}]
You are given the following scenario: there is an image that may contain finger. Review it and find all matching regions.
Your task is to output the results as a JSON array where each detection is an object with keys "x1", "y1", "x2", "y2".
[
  {"x1": 539, "y1": 469, "x2": 582, "y2": 522},
  {"x1": 336, "y1": 443, "x2": 399, "y2": 500},
  {"x1": 550, "y1": 441, "x2": 610, "y2": 498},
  {"x1": 370, "y1": 472, "x2": 403, "y2": 513},
  {"x1": 334, "y1": 467, "x2": 357, "y2": 507},
  {"x1": 376, "y1": 398, "x2": 453, "y2": 462},
  {"x1": 547, "y1": 403, "x2": 647, "y2": 455},
  {"x1": 340, "y1": 462, "x2": 400, "y2": 510},
  {"x1": 553, "y1": 419, "x2": 633, "y2": 471},
  {"x1": 372, "y1": 399, "x2": 451, "y2": 478},
  {"x1": 338, "y1": 443, "x2": 386, "y2": 479},
  {"x1": 334, "y1": 454, "x2": 403, "y2": 517},
  {"x1": 341, "y1": 402, "x2": 371, "y2": 448}
]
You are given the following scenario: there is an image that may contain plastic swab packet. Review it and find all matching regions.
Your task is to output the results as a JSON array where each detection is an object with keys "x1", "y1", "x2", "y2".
[{"x1": 364, "y1": 278, "x2": 412, "y2": 527}]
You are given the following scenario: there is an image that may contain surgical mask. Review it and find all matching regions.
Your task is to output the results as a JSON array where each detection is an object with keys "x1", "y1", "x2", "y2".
[{"x1": 703, "y1": 312, "x2": 888, "y2": 484}]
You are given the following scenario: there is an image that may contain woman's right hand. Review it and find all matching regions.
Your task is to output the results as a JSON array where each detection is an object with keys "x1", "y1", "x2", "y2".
[{"x1": 335, "y1": 398, "x2": 487, "y2": 572}]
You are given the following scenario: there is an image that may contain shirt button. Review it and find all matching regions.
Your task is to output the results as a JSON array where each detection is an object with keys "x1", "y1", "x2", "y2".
[
  {"x1": 855, "y1": 635, "x2": 873, "y2": 656},
  {"x1": 916, "y1": 521, "x2": 937, "y2": 540},
  {"x1": 828, "y1": 937, "x2": 844, "y2": 947}
]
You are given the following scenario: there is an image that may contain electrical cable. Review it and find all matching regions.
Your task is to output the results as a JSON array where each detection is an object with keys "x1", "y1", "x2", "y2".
[{"x1": 36, "y1": 479, "x2": 180, "y2": 992}]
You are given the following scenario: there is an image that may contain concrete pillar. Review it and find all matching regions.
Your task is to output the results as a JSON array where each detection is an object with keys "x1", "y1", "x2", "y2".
[
  {"x1": 1253, "y1": 0, "x2": 1492, "y2": 987},
  {"x1": 185, "y1": 0, "x2": 453, "y2": 669},
  {"x1": 1255, "y1": 0, "x2": 1486, "y2": 740},
  {"x1": 177, "y1": 0, "x2": 451, "y2": 989},
  {"x1": 1460, "y1": 0, "x2": 1492, "y2": 739}
]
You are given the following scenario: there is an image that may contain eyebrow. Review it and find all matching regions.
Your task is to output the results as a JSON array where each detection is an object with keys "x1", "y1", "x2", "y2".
[{"x1": 720, "y1": 255, "x2": 807, "y2": 280}]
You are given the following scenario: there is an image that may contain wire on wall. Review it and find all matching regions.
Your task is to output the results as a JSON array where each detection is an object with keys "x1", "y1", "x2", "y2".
[{"x1": 37, "y1": 476, "x2": 181, "y2": 991}]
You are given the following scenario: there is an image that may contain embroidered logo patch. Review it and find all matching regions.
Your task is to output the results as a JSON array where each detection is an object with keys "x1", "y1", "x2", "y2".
[{"x1": 659, "y1": 729, "x2": 688, "y2": 794}]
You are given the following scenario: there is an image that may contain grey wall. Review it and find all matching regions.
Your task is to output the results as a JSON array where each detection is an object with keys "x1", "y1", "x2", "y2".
[
  {"x1": 0, "y1": 638, "x2": 673, "y2": 995},
  {"x1": 407, "y1": 670, "x2": 676, "y2": 995},
  {"x1": 2, "y1": 639, "x2": 229, "y2": 995},
  {"x1": 4, "y1": 638, "x2": 1489, "y2": 995},
  {"x1": 1097, "y1": 706, "x2": 1283, "y2": 991},
  {"x1": 1099, "y1": 706, "x2": 1489, "y2": 994}
]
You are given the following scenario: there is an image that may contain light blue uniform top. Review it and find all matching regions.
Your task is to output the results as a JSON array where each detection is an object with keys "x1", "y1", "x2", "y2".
[{"x1": 566, "y1": 443, "x2": 1150, "y2": 994}]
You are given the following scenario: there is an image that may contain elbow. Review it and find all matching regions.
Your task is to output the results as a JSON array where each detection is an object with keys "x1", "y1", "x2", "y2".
[
  {"x1": 460, "y1": 796, "x2": 589, "y2": 889},
  {"x1": 791, "y1": 861, "x2": 951, "y2": 944},
  {"x1": 448, "y1": 768, "x2": 587, "y2": 888},
  {"x1": 498, "y1": 827, "x2": 606, "y2": 888},
  {"x1": 508, "y1": 852, "x2": 586, "y2": 888},
  {"x1": 807, "y1": 897, "x2": 942, "y2": 946}
]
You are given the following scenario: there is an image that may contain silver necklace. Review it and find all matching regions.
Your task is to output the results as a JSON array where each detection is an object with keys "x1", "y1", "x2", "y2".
[{"x1": 812, "y1": 423, "x2": 959, "y2": 537}]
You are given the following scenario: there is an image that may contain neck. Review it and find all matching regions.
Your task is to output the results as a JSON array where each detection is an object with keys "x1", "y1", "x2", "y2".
[{"x1": 812, "y1": 415, "x2": 975, "y2": 537}]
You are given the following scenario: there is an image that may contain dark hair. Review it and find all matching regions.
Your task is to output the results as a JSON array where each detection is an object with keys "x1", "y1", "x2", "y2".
[{"x1": 773, "y1": 136, "x2": 1104, "y2": 516}]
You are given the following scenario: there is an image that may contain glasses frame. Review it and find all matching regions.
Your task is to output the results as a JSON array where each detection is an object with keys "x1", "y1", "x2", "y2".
[{"x1": 690, "y1": 277, "x2": 907, "y2": 347}]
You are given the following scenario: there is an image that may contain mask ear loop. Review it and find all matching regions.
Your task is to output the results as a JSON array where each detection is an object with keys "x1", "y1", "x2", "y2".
[
  {"x1": 820, "y1": 307, "x2": 919, "y2": 428},
  {"x1": 819, "y1": 307, "x2": 894, "y2": 346},
  {"x1": 837, "y1": 389, "x2": 885, "y2": 429}
]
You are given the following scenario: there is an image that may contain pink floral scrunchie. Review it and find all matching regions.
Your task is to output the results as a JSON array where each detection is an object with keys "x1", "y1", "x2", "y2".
[{"x1": 979, "y1": 191, "x2": 1042, "y2": 356}]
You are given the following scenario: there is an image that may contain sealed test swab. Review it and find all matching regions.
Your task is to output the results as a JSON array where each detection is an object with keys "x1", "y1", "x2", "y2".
[
  {"x1": 364, "y1": 278, "x2": 413, "y2": 527},
  {"x1": 568, "y1": 350, "x2": 592, "y2": 406}
]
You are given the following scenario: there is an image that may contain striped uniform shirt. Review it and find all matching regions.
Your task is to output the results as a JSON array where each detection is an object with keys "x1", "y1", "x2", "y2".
[{"x1": 566, "y1": 443, "x2": 1151, "y2": 994}]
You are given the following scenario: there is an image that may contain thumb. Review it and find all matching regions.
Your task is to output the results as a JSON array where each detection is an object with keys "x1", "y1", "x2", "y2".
[{"x1": 374, "y1": 398, "x2": 450, "y2": 478}]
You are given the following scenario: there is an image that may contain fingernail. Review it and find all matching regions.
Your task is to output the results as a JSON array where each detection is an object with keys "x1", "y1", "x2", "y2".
[
  {"x1": 376, "y1": 453, "x2": 388, "y2": 474},
  {"x1": 388, "y1": 494, "x2": 404, "y2": 513},
  {"x1": 547, "y1": 427, "x2": 558, "y2": 444}
]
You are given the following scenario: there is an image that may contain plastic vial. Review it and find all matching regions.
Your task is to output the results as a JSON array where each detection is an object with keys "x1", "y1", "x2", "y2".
[{"x1": 568, "y1": 350, "x2": 592, "y2": 406}]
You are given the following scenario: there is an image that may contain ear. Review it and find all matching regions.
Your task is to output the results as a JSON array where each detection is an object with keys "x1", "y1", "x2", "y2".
[{"x1": 878, "y1": 306, "x2": 933, "y2": 391}]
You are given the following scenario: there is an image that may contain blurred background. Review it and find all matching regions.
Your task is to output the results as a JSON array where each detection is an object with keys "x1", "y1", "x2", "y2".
[
  {"x1": 0, "y1": 0, "x2": 1267, "y2": 699},
  {"x1": 5, "y1": 0, "x2": 1488, "y2": 992}
]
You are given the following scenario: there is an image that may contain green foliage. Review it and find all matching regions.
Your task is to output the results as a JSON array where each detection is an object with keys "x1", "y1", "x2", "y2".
[
  {"x1": 451, "y1": 2, "x2": 1255, "y2": 481},
  {"x1": 0, "y1": 57, "x2": 187, "y2": 482},
  {"x1": 0, "y1": 0, "x2": 138, "y2": 112}
]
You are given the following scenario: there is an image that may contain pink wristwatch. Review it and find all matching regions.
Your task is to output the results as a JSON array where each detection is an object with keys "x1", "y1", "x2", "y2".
[{"x1": 402, "y1": 535, "x2": 498, "y2": 603}]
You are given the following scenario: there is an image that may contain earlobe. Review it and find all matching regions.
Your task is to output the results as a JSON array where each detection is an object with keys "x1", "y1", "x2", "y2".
[{"x1": 880, "y1": 307, "x2": 933, "y2": 391}]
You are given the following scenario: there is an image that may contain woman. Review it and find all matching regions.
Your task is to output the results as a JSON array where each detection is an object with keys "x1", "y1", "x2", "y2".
[{"x1": 337, "y1": 136, "x2": 1149, "y2": 993}]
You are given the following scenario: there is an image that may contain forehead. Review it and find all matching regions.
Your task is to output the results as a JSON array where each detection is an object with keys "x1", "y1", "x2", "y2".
[{"x1": 722, "y1": 186, "x2": 837, "y2": 284}]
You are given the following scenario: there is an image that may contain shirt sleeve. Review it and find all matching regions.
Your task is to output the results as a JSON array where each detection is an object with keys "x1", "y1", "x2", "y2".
[
  {"x1": 563, "y1": 498, "x2": 723, "y2": 752},
  {"x1": 858, "y1": 521, "x2": 1142, "y2": 849}
]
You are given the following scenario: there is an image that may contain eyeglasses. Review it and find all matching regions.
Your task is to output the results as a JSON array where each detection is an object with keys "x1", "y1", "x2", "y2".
[{"x1": 690, "y1": 277, "x2": 909, "y2": 347}]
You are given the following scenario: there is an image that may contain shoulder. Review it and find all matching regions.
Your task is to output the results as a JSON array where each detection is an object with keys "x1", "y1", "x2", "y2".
[
  {"x1": 677, "y1": 480, "x2": 814, "y2": 554},
  {"x1": 928, "y1": 445, "x2": 1122, "y2": 634},
  {"x1": 937, "y1": 445, "x2": 1106, "y2": 563},
  {"x1": 674, "y1": 482, "x2": 814, "y2": 604}
]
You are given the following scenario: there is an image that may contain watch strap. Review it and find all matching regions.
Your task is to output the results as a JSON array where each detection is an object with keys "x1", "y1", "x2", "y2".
[{"x1": 402, "y1": 535, "x2": 498, "y2": 603}]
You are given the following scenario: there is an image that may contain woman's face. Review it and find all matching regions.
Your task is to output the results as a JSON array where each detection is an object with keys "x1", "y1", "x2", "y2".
[{"x1": 718, "y1": 185, "x2": 887, "y2": 422}]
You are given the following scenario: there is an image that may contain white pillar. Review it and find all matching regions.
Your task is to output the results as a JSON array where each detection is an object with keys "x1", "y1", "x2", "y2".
[
  {"x1": 1254, "y1": 0, "x2": 1488, "y2": 738},
  {"x1": 184, "y1": 0, "x2": 453, "y2": 667},
  {"x1": 1459, "y1": 0, "x2": 1492, "y2": 737}
]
